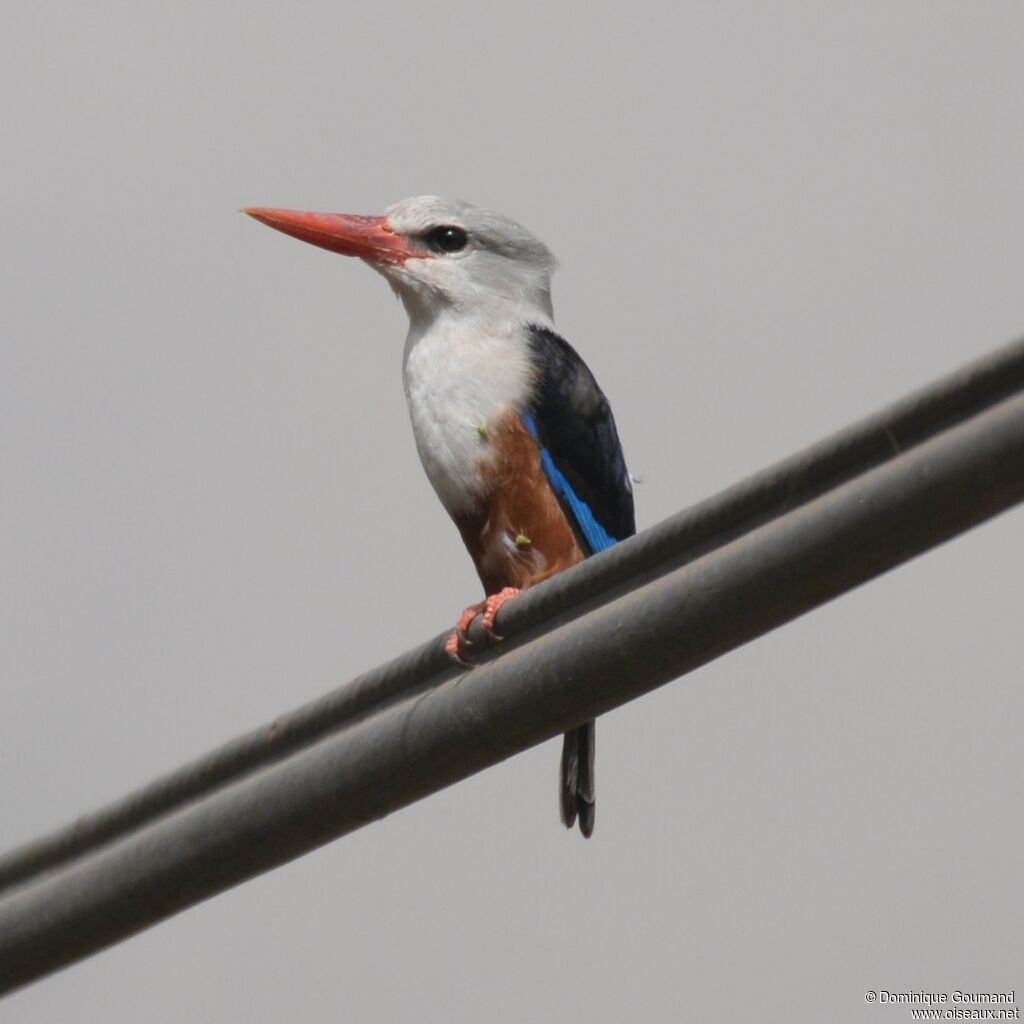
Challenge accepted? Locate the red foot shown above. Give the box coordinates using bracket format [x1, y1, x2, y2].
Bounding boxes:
[443, 587, 522, 666]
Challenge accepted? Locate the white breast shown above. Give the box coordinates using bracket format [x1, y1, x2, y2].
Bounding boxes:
[402, 316, 535, 515]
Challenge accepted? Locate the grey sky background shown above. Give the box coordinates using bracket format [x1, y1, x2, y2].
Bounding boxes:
[2, 2, 1022, 1021]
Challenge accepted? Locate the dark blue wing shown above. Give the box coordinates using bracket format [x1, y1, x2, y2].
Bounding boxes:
[522, 325, 635, 555]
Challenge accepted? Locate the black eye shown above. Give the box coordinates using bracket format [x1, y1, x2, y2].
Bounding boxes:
[425, 225, 468, 254]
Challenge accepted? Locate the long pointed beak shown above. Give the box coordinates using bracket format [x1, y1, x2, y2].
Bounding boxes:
[242, 208, 421, 265]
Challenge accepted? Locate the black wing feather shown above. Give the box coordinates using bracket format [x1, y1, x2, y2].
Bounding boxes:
[525, 325, 635, 552]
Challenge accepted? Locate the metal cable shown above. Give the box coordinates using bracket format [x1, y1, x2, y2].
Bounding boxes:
[1, 337, 1021, 899]
[0, 341, 1022, 994]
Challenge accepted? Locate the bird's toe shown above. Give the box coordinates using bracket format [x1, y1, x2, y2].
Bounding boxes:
[481, 587, 521, 641]
[445, 600, 487, 666]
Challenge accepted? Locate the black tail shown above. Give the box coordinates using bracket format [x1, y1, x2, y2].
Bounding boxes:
[559, 720, 596, 838]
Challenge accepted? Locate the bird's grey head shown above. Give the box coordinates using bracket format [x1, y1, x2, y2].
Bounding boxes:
[244, 196, 557, 329]
[381, 196, 556, 323]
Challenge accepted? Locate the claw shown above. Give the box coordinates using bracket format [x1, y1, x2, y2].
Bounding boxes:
[443, 588, 522, 664]
[444, 629, 473, 667]
[445, 600, 487, 666]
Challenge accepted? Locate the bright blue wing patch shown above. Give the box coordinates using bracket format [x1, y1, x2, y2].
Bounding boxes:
[522, 413, 619, 554]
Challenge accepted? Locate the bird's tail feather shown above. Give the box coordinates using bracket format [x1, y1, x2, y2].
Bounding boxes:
[560, 721, 595, 838]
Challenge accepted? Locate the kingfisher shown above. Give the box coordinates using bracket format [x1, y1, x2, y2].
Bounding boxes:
[244, 197, 635, 837]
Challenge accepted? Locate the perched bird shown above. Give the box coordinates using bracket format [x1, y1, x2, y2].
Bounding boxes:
[244, 197, 635, 837]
